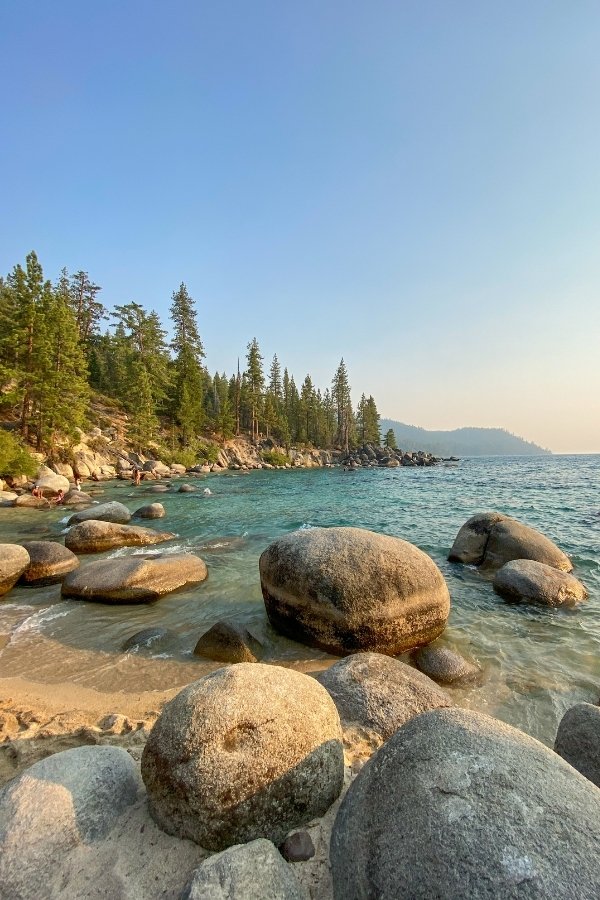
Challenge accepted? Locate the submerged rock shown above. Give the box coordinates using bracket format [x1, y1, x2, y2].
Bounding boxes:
[0, 544, 30, 595]
[493, 559, 587, 607]
[20, 540, 79, 585]
[412, 642, 481, 685]
[449, 511, 572, 571]
[62, 553, 207, 603]
[65, 520, 175, 553]
[122, 626, 172, 652]
[555, 703, 600, 788]
[331, 708, 600, 900]
[181, 838, 307, 900]
[68, 500, 132, 525]
[132, 502, 165, 519]
[141, 663, 344, 851]
[194, 621, 263, 663]
[259, 527, 450, 655]
[317, 652, 451, 741]
[0, 745, 140, 900]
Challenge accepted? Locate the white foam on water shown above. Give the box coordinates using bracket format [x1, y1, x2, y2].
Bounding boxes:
[299, 523, 314, 530]
[11, 604, 72, 639]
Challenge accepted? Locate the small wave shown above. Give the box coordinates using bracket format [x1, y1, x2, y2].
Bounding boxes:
[299, 523, 314, 530]
[11, 604, 72, 638]
[107, 542, 186, 558]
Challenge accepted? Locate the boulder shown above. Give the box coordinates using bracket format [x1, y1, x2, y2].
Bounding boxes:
[194, 621, 263, 663]
[330, 708, 600, 900]
[20, 541, 79, 585]
[181, 838, 307, 900]
[259, 527, 450, 655]
[0, 490, 18, 506]
[65, 520, 175, 553]
[122, 626, 173, 652]
[141, 663, 344, 851]
[412, 642, 481, 685]
[34, 465, 70, 497]
[493, 559, 587, 607]
[68, 500, 132, 525]
[0, 745, 140, 900]
[171, 463, 187, 475]
[554, 703, 600, 788]
[13, 493, 49, 508]
[143, 460, 171, 477]
[279, 831, 316, 863]
[317, 653, 451, 741]
[64, 489, 93, 504]
[51, 461, 74, 479]
[0, 544, 30, 595]
[449, 511, 572, 571]
[179, 483, 196, 492]
[132, 502, 166, 519]
[62, 553, 207, 603]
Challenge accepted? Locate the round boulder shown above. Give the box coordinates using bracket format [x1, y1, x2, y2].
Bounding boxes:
[34, 465, 70, 497]
[0, 544, 30, 596]
[412, 642, 481, 685]
[20, 541, 79, 585]
[316, 652, 451, 741]
[194, 621, 263, 663]
[62, 553, 207, 603]
[122, 626, 173, 652]
[259, 527, 450, 655]
[132, 502, 165, 519]
[141, 663, 344, 851]
[449, 511, 572, 571]
[68, 500, 132, 525]
[65, 520, 175, 553]
[554, 703, 600, 789]
[493, 559, 587, 607]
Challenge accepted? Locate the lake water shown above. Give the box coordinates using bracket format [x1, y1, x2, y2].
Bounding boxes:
[0, 455, 598, 746]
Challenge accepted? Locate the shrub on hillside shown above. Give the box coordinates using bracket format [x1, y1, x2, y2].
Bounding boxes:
[262, 449, 289, 467]
[0, 430, 38, 477]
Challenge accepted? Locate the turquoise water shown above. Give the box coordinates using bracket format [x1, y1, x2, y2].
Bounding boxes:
[0, 455, 598, 745]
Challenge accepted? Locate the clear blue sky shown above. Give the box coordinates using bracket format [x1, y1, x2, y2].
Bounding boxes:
[1, 1, 599, 452]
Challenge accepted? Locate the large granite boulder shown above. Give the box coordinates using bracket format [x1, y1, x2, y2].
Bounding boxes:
[449, 512, 572, 571]
[259, 527, 450, 655]
[554, 703, 600, 789]
[181, 838, 307, 900]
[0, 544, 30, 595]
[64, 489, 93, 505]
[317, 652, 451, 741]
[132, 502, 165, 519]
[331, 708, 600, 899]
[493, 559, 587, 607]
[144, 459, 171, 477]
[0, 745, 140, 900]
[68, 500, 132, 525]
[62, 553, 207, 603]
[65, 520, 175, 553]
[13, 493, 49, 508]
[34, 465, 70, 497]
[194, 621, 263, 663]
[412, 642, 481, 685]
[141, 663, 344, 851]
[0, 490, 18, 507]
[20, 541, 79, 585]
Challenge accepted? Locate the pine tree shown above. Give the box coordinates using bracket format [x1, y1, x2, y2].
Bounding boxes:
[245, 338, 264, 441]
[384, 428, 398, 450]
[332, 359, 353, 452]
[268, 354, 283, 405]
[363, 395, 381, 445]
[169, 283, 205, 444]
[67, 270, 105, 344]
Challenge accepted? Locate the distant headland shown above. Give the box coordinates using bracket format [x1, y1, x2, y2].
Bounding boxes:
[380, 419, 551, 457]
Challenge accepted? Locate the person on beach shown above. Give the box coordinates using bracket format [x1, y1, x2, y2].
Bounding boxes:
[133, 466, 141, 486]
[53, 489, 65, 505]
[74, 476, 82, 491]
[31, 485, 43, 498]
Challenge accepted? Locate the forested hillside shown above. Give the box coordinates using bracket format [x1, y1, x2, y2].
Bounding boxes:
[380, 419, 551, 456]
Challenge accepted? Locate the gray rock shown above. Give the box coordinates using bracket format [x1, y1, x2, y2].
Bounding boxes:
[449, 511, 572, 571]
[0, 490, 18, 506]
[179, 484, 196, 493]
[181, 838, 307, 899]
[279, 831, 315, 863]
[65, 520, 175, 553]
[13, 493, 49, 508]
[194, 621, 263, 663]
[317, 652, 451, 741]
[68, 500, 132, 525]
[20, 540, 79, 585]
[331, 707, 600, 900]
[64, 489, 93, 504]
[34, 465, 70, 497]
[260, 527, 450, 656]
[62, 553, 207, 603]
[122, 626, 172, 652]
[143, 460, 171, 476]
[493, 559, 587, 607]
[0, 745, 141, 900]
[554, 703, 600, 788]
[142, 663, 344, 851]
[0, 544, 30, 596]
[132, 502, 165, 519]
[412, 642, 481, 685]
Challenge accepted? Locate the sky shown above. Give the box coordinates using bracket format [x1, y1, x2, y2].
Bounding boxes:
[1, 1, 599, 453]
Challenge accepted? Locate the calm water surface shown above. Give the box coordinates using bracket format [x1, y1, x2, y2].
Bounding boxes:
[0, 455, 598, 745]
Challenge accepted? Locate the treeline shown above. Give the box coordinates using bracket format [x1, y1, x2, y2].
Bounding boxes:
[0, 252, 382, 454]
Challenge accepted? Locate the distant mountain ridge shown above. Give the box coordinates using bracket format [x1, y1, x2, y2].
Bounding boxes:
[380, 419, 551, 457]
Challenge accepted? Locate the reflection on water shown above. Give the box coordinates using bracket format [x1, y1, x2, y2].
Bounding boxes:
[0, 455, 598, 745]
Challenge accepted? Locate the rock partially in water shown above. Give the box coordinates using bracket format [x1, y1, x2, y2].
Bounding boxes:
[68, 500, 132, 525]
[20, 540, 79, 585]
[331, 708, 600, 900]
[449, 511, 572, 571]
[13, 493, 49, 508]
[122, 626, 173, 652]
[0, 544, 30, 596]
[555, 703, 600, 789]
[34, 465, 70, 497]
[141, 663, 344, 851]
[0, 490, 18, 507]
[194, 621, 263, 663]
[493, 559, 587, 607]
[178, 483, 196, 493]
[62, 553, 207, 603]
[0, 745, 141, 900]
[132, 502, 165, 519]
[412, 642, 481, 685]
[65, 520, 175, 553]
[317, 652, 451, 741]
[64, 489, 93, 505]
[259, 527, 450, 656]
[181, 838, 307, 900]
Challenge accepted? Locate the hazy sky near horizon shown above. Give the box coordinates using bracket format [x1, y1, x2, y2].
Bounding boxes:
[1, 2, 599, 453]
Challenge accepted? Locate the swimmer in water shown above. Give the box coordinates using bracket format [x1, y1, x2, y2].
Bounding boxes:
[203, 487, 212, 495]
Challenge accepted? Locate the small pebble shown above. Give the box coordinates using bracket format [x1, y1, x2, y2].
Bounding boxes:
[279, 830, 315, 862]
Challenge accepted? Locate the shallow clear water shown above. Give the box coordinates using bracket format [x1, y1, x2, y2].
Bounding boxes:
[0, 455, 598, 745]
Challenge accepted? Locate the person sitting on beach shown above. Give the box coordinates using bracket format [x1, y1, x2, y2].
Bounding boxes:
[31, 486, 43, 499]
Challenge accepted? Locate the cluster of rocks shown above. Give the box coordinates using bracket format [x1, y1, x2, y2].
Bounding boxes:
[341, 443, 440, 468]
